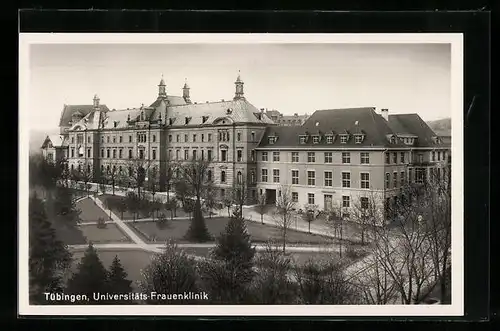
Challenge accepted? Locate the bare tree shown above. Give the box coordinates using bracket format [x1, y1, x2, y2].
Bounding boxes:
[350, 193, 381, 245]
[222, 195, 233, 218]
[73, 161, 94, 197]
[103, 162, 121, 196]
[163, 158, 179, 202]
[128, 158, 151, 199]
[231, 179, 248, 219]
[273, 185, 298, 253]
[325, 203, 346, 259]
[256, 191, 267, 225]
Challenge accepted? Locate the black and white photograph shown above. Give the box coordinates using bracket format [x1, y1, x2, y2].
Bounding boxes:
[19, 33, 463, 316]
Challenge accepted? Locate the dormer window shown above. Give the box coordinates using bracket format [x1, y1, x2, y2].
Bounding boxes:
[226, 108, 233, 114]
[185, 117, 191, 125]
[299, 135, 307, 144]
[354, 135, 364, 144]
[169, 118, 174, 126]
[113, 121, 118, 128]
[390, 136, 396, 144]
[312, 136, 320, 144]
[202, 116, 209, 123]
[268, 136, 277, 144]
[340, 135, 349, 144]
[325, 135, 334, 144]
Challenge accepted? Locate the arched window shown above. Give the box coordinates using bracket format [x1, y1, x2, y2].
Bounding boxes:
[221, 171, 226, 183]
[207, 170, 212, 181]
[237, 171, 242, 184]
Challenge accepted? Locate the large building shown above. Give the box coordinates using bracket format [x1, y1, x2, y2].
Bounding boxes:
[41, 74, 450, 213]
[265, 109, 310, 126]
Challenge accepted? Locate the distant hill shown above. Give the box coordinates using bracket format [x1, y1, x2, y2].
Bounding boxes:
[29, 129, 59, 155]
[427, 118, 451, 136]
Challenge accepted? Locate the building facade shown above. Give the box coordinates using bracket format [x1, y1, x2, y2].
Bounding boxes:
[265, 110, 310, 126]
[41, 74, 450, 214]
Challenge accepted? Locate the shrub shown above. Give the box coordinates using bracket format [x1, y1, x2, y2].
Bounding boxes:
[96, 217, 107, 229]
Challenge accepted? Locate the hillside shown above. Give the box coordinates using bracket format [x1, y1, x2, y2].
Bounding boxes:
[426, 118, 451, 136]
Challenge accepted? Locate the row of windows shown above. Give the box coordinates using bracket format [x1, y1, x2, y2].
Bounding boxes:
[295, 134, 364, 145]
[261, 151, 370, 164]
[167, 132, 257, 143]
[96, 148, 155, 160]
[167, 149, 251, 163]
[261, 169, 369, 189]
[71, 134, 159, 144]
[431, 151, 446, 162]
[289, 192, 368, 211]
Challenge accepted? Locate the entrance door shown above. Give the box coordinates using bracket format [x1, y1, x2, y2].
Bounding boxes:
[324, 194, 333, 211]
[265, 189, 277, 204]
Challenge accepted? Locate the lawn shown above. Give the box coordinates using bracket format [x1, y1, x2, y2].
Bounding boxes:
[79, 224, 131, 244]
[76, 198, 111, 222]
[129, 217, 333, 244]
[98, 194, 212, 221]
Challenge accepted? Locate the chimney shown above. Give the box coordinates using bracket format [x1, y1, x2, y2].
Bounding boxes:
[381, 108, 389, 121]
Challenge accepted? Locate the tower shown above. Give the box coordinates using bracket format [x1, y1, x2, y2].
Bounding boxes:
[233, 70, 245, 100]
[183, 78, 191, 104]
[158, 75, 167, 98]
[93, 94, 100, 109]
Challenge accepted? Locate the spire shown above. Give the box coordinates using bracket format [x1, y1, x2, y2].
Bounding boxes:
[158, 74, 167, 98]
[93, 94, 100, 109]
[182, 78, 191, 104]
[234, 70, 245, 100]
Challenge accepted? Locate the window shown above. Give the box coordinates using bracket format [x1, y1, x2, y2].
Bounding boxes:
[307, 152, 315, 163]
[342, 152, 350, 164]
[385, 173, 390, 189]
[119, 136, 122, 143]
[261, 169, 268, 182]
[326, 135, 333, 144]
[360, 173, 370, 189]
[128, 149, 132, 159]
[237, 132, 241, 141]
[307, 171, 316, 186]
[299, 136, 307, 144]
[251, 132, 255, 141]
[129, 135, 132, 143]
[193, 134, 197, 142]
[400, 152, 405, 163]
[192, 150, 197, 160]
[71, 148, 74, 157]
[361, 197, 369, 210]
[201, 150, 205, 160]
[312, 136, 320, 144]
[418, 153, 424, 163]
[273, 169, 280, 183]
[385, 152, 390, 164]
[342, 172, 351, 188]
[77, 134, 84, 144]
[87, 149, 91, 158]
[355, 135, 363, 144]
[324, 171, 333, 186]
[200, 134, 204, 142]
[342, 196, 350, 208]
[401, 171, 405, 186]
[261, 152, 268, 161]
[415, 168, 426, 184]
[112, 149, 116, 158]
[340, 135, 348, 143]
[152, 149, 157, 160]
[208, 133, 212, 142]
[100, 149, 104, 158]
[273, 152, 280, 162]
[291, 170, 299, 184]
[152, 135, 156, 143]
[176, 150, 180, 160]
[237, 150, 243, 162]
[184, 134, 188, 142]
[106, 149, 110, 158]
[184, 150, 189, 160]
[207, 150, 212, 161]
[107, 136, 110, 143]
[437, 151, 441, 161]
[221, 150, 227, 162]
[139, 149, 144, 159]
[221, 171, 226, 183]
[113, 136, 116, 143]
[128, 167, 133, 176]
[176, 135, 180, 142]
[292, 192, 298, 202]
[437, 167, 441, 180]
[87, 136, 91, 143]
[308, 193, 315, 205]
[291, 152, 299, 162]
[207, 170, 212, 181]
[268, 136, 277, 144]
[251, 150, 255, 161]
[360, 152, 369, 164]
[324, 152, 333, 163]
[99, 136, 103, 143]
[250, 170, 255, 184]
[393, 152, 397, 164]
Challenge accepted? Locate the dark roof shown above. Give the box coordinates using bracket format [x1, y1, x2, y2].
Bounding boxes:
[257, 107, 404, 148]
[59, 104, 109, 127]
[149, 95, 187, 108]
[388, 114, 447, 147]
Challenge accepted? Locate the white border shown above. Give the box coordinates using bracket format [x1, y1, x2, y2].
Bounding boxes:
[19, 33, 464, 316]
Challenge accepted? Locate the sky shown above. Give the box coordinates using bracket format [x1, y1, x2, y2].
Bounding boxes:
[27, 43, 451, 132]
